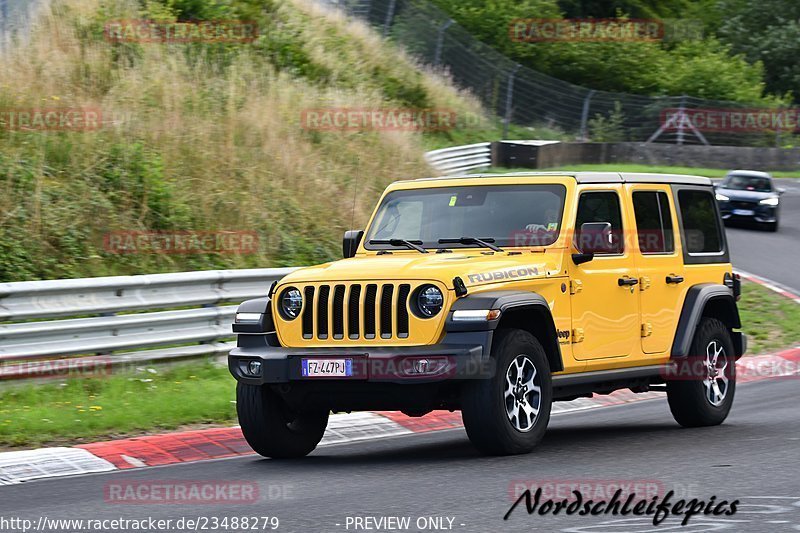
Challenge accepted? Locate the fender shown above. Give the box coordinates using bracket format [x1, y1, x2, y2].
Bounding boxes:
[672, 283, 743, 358]
[446, 290, 563, 372]
[232, 297, 275, 334]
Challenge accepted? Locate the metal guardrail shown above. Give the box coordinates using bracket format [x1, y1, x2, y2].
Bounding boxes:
[0, 268, 296, 380]
[425, 142, 491, 175]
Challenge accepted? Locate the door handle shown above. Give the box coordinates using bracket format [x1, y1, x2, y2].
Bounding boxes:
[618, 276, 639, 287]
[666, 275, 685, 284]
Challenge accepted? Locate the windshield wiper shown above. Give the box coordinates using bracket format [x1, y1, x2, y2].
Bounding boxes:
[438, 237, 503, 252]
[369, 239, 428, 254]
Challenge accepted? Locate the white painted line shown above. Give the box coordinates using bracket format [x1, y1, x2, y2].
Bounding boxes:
[0, 447, 115, 485]
[320, 412, 412, 446]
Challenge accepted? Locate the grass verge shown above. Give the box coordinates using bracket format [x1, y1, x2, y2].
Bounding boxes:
[0, 282, 796, 449]
[0, 362, 236, 450]
[739, 282, 800, 354]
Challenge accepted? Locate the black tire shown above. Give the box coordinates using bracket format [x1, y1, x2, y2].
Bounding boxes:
[461, 329, 552, 455]
[765, 220, 779, 232]
[667, 318, 736, 427]
[237, 383, 328, 458]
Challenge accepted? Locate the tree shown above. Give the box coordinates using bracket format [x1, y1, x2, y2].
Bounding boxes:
[716, 0, 800, 102]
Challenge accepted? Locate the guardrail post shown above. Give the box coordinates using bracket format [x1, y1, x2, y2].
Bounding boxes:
[502, 64, 520, 139]
[433, 19, 453, 66]
[382, 0, 397, 37]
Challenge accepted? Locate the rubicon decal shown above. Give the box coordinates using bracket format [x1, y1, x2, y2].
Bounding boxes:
[467, 267, 539, 284]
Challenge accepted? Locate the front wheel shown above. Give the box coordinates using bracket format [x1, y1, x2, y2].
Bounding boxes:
[237, 383, 328, 458]
[667, 318, 736, 427]
[461, 329, 553, 455]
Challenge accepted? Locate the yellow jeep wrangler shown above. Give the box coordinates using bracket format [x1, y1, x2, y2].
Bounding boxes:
[230, 172, 746, 457]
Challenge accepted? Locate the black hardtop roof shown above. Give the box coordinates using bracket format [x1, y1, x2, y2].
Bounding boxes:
[415, 171, 712, 186]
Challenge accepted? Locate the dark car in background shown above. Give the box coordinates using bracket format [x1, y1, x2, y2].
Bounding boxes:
[715, 170, 784, 231]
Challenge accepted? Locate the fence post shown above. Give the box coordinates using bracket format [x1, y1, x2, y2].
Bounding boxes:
[383, 0, 397, 38]
[0, 0, 7, 53]
[433, 18, 453, 66]
[502, 64, 520, 139]
[676, 94, 686, 145]
[579, 90, 596, 141]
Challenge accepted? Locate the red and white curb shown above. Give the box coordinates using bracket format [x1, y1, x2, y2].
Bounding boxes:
[1, 274, 797, 486]
[1, 348, 797, 486]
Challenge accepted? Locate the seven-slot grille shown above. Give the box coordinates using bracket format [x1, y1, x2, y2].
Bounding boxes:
[301, 283, 411, 340]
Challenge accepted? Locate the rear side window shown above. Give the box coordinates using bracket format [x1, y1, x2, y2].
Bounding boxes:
[632, 191, 674, 254]
[677, 190, 723, 254]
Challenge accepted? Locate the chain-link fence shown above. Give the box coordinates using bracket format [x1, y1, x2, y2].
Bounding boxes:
[320, 0, 792, 147]
[0, 0, 46, 53]
[2, 0, 791, 146]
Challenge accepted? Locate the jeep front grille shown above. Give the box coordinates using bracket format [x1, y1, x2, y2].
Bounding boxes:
[301, 283, 411, 341]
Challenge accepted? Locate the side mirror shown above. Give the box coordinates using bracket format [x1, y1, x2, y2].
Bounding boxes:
[343, 230, 364, 259]
[777, 187, 786, 195]
[575, 222, 615, 256]
[572, 252, 594, 265]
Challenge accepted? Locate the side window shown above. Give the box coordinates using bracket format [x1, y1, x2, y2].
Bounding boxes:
[575, 191, 624, 254]
[677, 190, 723, 254]
[632, 191, 675, 254]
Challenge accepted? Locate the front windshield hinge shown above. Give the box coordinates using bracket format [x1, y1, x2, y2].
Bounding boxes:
[453, 277, 468, 297]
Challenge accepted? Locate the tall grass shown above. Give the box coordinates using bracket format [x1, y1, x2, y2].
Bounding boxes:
[0, 0, 490, 281]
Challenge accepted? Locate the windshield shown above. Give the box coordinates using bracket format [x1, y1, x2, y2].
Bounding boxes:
[364, 184, 567, 250]
[723, 175, 773, 192]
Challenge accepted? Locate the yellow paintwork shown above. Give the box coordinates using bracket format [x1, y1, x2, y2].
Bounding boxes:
[271, 174, 732, 376]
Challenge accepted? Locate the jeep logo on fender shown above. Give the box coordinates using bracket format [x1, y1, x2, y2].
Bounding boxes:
[467, 267, 539, 284]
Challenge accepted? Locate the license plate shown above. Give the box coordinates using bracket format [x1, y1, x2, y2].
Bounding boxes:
[301, 358, 353, 378]
[733, 209, 754, 216]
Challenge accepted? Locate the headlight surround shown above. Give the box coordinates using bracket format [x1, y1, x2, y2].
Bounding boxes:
[278, 287, 303, 320]
[715, 192, 730, 201]
[414, 285, 444, 318]
[759, 196, 779, 206]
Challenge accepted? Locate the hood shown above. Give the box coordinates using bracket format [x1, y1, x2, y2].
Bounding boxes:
[279, 250, 565, 289]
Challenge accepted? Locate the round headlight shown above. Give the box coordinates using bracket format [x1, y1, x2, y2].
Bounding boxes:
[279, 287, 303, 320]
[416, 285, 444, 318]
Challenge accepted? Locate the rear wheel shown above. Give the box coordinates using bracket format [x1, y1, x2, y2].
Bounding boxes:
[667, 318, 736, 427]
[461, 329, 552, 455]
[237, 383, 328, 458]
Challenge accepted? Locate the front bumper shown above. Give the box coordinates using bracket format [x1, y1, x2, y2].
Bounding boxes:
[229, 332, 493, 385]
[719, 202, 778, 223]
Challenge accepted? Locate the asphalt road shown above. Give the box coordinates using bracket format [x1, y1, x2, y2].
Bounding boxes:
[724, 178, 800, 292]
[3, 378, 798, 532]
